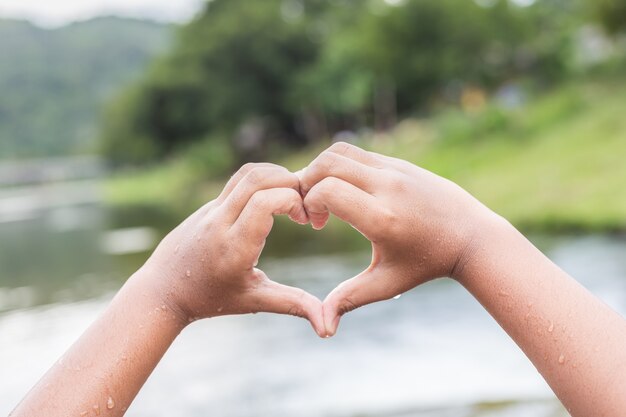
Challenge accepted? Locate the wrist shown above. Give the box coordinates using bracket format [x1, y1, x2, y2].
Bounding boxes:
[450, 208, 514, 284]
[129, 265, 192, 329]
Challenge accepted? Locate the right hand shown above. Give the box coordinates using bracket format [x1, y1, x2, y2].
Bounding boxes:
[299, 142, 499, 336]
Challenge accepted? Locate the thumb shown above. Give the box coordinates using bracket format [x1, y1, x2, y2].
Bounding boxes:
[323, 265, 396, 337]
[250, 269, 326, 338]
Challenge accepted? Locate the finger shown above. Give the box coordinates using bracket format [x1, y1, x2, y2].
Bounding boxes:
[299, 150, 382, 196]
[217, 162, 284, 202]
[326, 141, 416, 176]
[220, 166, 300, 224]
[303, 177, 384, 239]
[375, 153, 420, 176]
[251, 271, 326, 337]
[231, 188, 308, 251]
[326, 141, 387, 168]
[323, 266, 398, 337]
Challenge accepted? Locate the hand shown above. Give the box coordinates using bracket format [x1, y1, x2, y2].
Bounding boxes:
[299, 142, 497, 335]
[140, 163, 326, 336]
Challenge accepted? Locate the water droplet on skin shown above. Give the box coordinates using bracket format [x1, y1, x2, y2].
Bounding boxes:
[548, 321, 554, 333]
[498, 290, 509, 297]
[107, 397, 115, 410]
[161, 304, 167, 310]
[558, 354, 565, 364]
[93, 404, 100, 416]
[201, 257, 206, 263]
[185, 270, 191, 277]
[393, 294, 402, 300]
[217, 306, 223, 313]
[174, 245, 179, 254]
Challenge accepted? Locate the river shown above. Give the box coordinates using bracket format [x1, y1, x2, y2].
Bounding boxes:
[1, 181, 625, 417]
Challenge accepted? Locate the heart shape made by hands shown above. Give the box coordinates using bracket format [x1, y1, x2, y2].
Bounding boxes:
[244, 141, 472, 338]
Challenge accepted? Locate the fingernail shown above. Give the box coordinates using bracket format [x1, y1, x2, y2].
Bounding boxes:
[309, 215, 327, 230]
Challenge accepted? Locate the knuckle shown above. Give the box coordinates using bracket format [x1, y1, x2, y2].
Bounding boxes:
[238, 162, 258, 175]
[309, 177, 340, 200]
[310, 152, 339, 176]
[322, 152, 341, 171]
[244, 168, 266, 186]
[216, 239, 232, 259]
[319, 176, 342, 191]
[374, 207, 401, 241]
[387, 172, 408, 193]
[248, 192, 269, 211]
[329, 141, 353, 156]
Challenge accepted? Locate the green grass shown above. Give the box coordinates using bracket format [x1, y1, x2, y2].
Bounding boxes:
[104, 77, 626, 235]
[417, 79, 626, 231]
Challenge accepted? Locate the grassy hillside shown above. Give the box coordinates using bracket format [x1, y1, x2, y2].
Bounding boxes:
[394, 79, 626, 231]
[0, 17, 170, 158]
[105, 77, 626, 241]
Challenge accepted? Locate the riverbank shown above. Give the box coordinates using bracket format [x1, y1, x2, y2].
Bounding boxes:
[104, 76, 626, 252]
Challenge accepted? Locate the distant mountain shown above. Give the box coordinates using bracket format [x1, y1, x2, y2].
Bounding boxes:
[0, 16, 171, 158]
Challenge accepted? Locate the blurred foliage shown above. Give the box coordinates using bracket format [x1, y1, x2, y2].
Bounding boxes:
[100, 0, 594, 170]
[0, 17, 170, 158]
[588, 0, 626, 35]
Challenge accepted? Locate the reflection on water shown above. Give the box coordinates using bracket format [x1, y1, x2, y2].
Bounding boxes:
[1, 184, 626, 416]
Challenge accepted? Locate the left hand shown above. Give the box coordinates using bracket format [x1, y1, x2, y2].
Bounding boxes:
[139, 162, 326, 337]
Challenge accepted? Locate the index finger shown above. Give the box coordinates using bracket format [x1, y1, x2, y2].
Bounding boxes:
[217, 162, 283, 202]
[219, 166, 300, 224]
[299, 150, 382, 196]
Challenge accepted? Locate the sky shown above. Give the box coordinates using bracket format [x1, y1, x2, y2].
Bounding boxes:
[0, 0, 538, 27]
[0, 0, 204, 27]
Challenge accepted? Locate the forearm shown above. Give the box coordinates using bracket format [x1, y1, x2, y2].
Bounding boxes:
[457, 215, 626, 416]
[11, 268, 185, 417]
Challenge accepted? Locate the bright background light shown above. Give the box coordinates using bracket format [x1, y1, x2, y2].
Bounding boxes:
[0, 0, 204, 27]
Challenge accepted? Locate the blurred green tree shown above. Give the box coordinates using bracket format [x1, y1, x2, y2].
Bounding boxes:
[100, 0, 578, 169]
[101, 0, 324, 165]
[589, 0, 626, 34]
